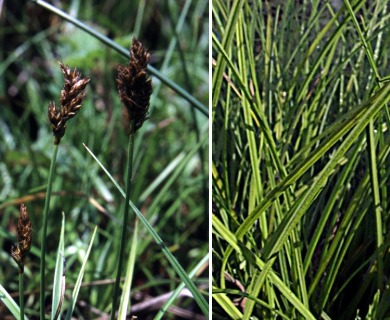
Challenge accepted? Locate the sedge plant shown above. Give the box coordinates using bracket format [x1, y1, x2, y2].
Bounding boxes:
[10, 203, 32, 320]
[1, 0, 208, 318]
[41, 63, 89, 319]
[110, 37, 152, 319]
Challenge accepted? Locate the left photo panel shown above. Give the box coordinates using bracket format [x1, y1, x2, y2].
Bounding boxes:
[0, 1, 209, 319]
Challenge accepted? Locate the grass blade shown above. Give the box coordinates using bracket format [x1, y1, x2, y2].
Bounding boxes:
[212, 288, 243, 320]
[65, 226, 98, 320]
[212, 0, 244, 120]
[51, 212, 65, 320]
[117, 218, 139, 319]
[155, 253, 209, 320]
[0, 284, 29, 320]
[243, 83, 390, 318]
[40, 143, 59, 319]
[83, 143, 209, 316]
[213, 215, 317, 319]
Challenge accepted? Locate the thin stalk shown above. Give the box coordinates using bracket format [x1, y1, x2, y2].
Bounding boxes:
[84, 139, 209, 316]
[40, 143, 59, 320]
[110, 120, 135, 319]
[117, 217, 139, 318]
[19, 273, 24, 320]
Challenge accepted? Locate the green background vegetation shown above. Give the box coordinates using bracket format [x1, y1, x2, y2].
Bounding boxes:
[0, 0, 209, 319]
[212, 0, 390, 319]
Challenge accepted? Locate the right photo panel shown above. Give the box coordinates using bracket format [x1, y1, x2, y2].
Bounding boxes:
[212, 1, 390, 319]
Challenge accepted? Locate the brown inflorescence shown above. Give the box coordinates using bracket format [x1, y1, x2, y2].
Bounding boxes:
[116, 37, 152, 133]
[11, 204, 33, 274]
[48, 62, 90, 144]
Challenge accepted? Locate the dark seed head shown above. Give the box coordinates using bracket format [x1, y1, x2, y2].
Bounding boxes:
[116, 37, 152, 133]
[48, 62, 90, 144]
[11, 204, 32, 274]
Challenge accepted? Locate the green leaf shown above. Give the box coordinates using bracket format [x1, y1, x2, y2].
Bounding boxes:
[51, 213, 65, 320]
[0, 284, 29, 320]
[117, 219, 139, 319]
[212, 288, 243, 320]
[155, 253, 209, 320]
[83, 143, 209, 317]
[65, 226, 98, 320]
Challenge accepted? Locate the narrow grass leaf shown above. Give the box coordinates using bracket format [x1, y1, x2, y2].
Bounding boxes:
[212, 0, 244, 120]
[139, 153, 185, 202]
[51, 212, 65, 320]
[0, 284, 29, 320]
[117, 219, 139, 319]
[212, 288, 243, 320]
[65, 225, 98, 320]
[83, 144, 209, 316]
[212, 214, 241, 253]
[223, 82, 390, 259]
[250, 83, 390, 315]
[344, 0, 380, 79]
[214, 216, 316, 319]
[155, 253, 209, 320]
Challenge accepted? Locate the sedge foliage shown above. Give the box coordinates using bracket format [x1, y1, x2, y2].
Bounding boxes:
[212, 1, 390, 319]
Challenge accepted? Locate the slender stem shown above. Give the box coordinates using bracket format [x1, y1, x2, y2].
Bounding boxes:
[111, 120, 135, 319]
[19, 272, 24, 320]
[40, 143, 59, 320]
[84, 136, 209, 316]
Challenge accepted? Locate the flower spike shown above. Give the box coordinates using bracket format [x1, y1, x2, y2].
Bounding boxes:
[116, 37, 152, 132]
[11, 204, 32, 274]
[48, 62, 90, 144]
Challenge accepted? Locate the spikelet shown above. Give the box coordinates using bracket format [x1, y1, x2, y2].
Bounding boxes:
[11, 204, 33, 274]
[48, 62, 90, 144]
[116, 37, 152, 132]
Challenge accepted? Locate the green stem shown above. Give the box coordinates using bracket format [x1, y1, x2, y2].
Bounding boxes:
[19, 272, 24, 320]
[40, 143, 59, 320]
[110, 120, 135, 319]
[84, 136, 209, 316]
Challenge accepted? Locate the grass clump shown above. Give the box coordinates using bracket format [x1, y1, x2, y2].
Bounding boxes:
[212, 1, 390, 319]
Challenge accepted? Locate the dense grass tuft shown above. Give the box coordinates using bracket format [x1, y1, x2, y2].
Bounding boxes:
[212, 1, 390, 319]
